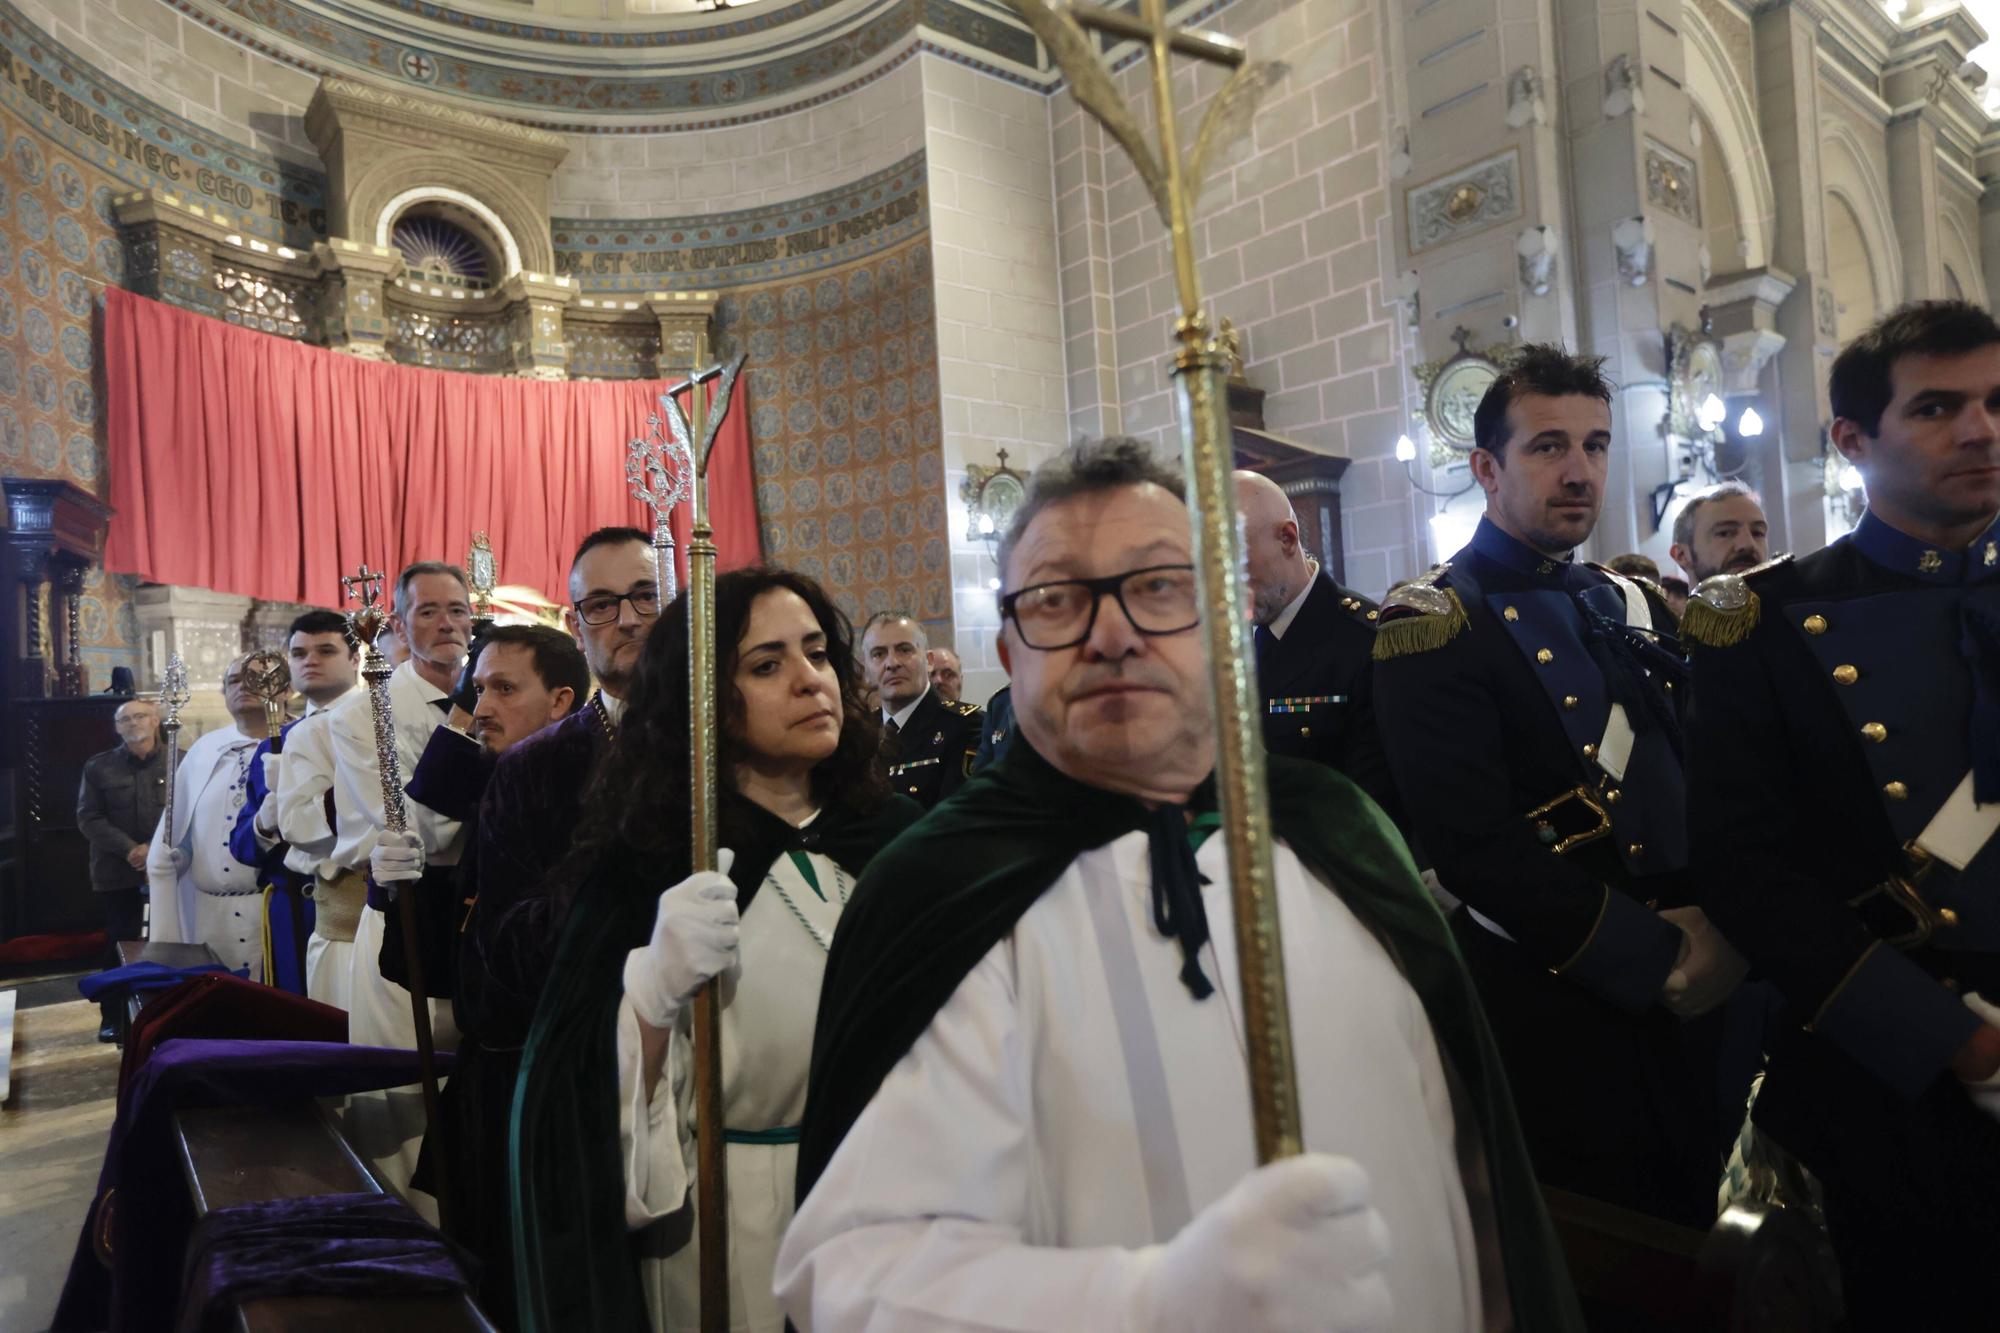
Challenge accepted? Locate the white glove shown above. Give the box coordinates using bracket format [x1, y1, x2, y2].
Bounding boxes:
[1961, 993, 2000, 1123]
[1131, 1154, 1393, 1333]
[1660, 905, 1750, 1019]
[369, 828, 425, 884]
[147, 844, 188, 877]
[624, 849, 739, 1030]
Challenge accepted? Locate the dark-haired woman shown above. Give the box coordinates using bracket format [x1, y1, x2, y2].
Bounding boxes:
[511, 567, 920, 1333]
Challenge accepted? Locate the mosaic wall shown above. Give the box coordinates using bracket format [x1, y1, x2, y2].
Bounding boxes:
[0, 101, 142, 689]
[715, 234, 951, 634]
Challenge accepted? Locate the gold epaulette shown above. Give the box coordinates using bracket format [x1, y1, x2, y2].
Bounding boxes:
[1371, 565, 1468, 660]
[948, 699, 980, 717]
[1680, 554, 1792, 648]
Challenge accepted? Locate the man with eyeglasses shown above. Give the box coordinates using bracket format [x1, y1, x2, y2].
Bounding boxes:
[780, 437, 1580, 1333]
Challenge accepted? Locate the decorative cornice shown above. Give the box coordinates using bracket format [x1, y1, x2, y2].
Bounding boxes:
[305, 77, 570, 163]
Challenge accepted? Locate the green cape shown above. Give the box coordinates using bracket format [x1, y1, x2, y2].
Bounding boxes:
[508, 793, 920, 1333]
[798, 740, 1583, 1331]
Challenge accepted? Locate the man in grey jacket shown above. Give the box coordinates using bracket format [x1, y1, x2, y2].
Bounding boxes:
[76, 698, 173, 1038]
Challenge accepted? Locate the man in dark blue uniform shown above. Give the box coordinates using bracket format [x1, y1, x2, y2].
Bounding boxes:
[1234, 470, 1402, 830]
[863, 611, 983, 806]
[1374, 344, 1746, 1227]
[1685, 300, 2000, 1325]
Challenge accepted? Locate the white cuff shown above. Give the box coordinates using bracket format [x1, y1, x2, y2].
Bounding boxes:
[616, 993, 690, 1228]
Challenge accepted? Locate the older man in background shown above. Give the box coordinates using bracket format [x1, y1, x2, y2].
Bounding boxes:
[77, 698, 171, 1038]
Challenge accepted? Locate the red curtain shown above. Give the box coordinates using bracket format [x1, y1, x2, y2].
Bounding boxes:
[102, 287, 760, 608]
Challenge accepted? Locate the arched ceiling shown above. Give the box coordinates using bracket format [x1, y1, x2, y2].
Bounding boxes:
[163, 0, 1049, 127]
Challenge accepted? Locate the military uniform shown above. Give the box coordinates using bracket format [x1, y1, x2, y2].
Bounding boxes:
[1685, 509, 2000, 1324]
[882, 686, 984, 808]
[1254, 566, 1403, 829]
[1373, 516, 1727, 1226]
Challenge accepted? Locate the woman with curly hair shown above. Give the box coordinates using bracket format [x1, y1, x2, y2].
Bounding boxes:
[510, 566, 921, 1333]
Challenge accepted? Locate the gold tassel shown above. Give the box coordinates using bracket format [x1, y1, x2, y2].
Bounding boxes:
[1679, 590, 1760, 648]
[1371, 589, 1469, 659]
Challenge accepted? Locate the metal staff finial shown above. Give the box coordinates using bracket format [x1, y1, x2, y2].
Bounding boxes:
[1009, 0, 1302, 1164]
[241, 649, 291, 741]
[467, 532, 499, 632]
[627, 398, 697, 604]
[665, 348, 748, 1333]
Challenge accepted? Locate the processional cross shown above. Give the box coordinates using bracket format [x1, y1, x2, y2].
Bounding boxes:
[1012, 0, 1301, 1162]
[628, 350, 747, 1333]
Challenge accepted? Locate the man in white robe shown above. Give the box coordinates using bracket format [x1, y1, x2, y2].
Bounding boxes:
[777, 438, 1579, 1332]
[147, 654, 270, 975]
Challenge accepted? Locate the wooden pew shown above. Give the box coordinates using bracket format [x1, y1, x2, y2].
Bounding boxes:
[113, 939, 222, 1043]
[175, 1101, 494, 1332]
[1545, 1185, 1841, 1331]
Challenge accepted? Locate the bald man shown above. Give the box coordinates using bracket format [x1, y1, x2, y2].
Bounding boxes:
[1235, 470, 1405, 831]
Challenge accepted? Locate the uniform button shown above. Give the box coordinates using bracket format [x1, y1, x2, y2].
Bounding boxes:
[1366, 610, 1378, 621]
[1299, 727, 1312, 738]
[1503, 606, 1519, 622]
[1938, 908, 1961, 928]
[1582, 743, 1598, 760]
[1884, 781, 1908, 801]
[1861, 722, 1888, 742]
[1944, 977, 1963, 992]
[1605, 788, 1623, 804]
[1536, 648, 1554, 665]
[1627, 842, 1645, 858]
[1832, 664, 1859, 685]
[1562, 695, 1579, 710]
[1803, 615, 1828, 635]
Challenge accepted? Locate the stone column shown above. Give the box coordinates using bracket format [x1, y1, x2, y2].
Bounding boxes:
[1554, 0, 1705, 558]
[312, 239, 405, 360]
[646, 292, 720, 376]
[499, 271, 578, 381]
[1753, 0, 1835, 553]
[1886, 111, 1944, 303]
[1982, 183, 2000, 307]
[132, 585, 255, 738]
[1704, 267, 1794, 504]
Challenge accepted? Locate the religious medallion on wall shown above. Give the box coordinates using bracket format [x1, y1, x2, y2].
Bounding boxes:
[961, 449, 1028, 547]
[1667, 316, 1727, 446]
[1413, 327, 1508, 463]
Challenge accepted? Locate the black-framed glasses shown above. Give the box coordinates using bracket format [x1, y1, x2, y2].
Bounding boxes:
[1000, 564, 1200, 650]
[573, 588, 661, 626]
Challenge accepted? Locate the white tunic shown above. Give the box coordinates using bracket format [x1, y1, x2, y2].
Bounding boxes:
[618, 849, 848, 1333]
[268, 707, 351, 1009]
[148, 724, 264, 976]
[775, 831, 1480, 1333]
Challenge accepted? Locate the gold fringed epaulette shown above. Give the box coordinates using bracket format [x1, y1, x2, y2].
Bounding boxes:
[1681, 573, 1759, 647]
[1371, 567, 1468, 660]
[1680, 554, 1792, 649]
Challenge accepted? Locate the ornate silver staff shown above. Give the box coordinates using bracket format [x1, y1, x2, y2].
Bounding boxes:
[343, 563, 453, 1224]
[1011, 0, 1301, 1162]
[659, 351, 746, 1333]
[148, 652, 191, 938]
[628, 403, 696, 604]
[467, 531, 499, 634]
[241, 649, 291, 741]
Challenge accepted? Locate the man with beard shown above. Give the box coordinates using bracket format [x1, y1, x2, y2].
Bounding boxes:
[1372, 345, 1748, 1228]
[1669, 481, 1770, 587]
[1234, 469, 1402, 829]
[231, 610, 360, 994]
[1684, 300, 2000, 1325]
[387, 620, 589, 1322]
[779, 438, 1581, 1332]
[146, 654, 272, 976]
[863, 611, 982, 807]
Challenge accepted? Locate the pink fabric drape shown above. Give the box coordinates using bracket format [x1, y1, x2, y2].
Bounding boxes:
[102, 287, 760, 607]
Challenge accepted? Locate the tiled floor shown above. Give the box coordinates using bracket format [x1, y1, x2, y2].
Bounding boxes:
[0, 994, 120, 1333]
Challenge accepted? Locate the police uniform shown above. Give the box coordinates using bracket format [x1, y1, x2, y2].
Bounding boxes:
[1373, 515, 1727, 1226]
[882, 686, 983, 808]
[1684, 508, 2000, 1324]
[1254, 565, 1403, 828]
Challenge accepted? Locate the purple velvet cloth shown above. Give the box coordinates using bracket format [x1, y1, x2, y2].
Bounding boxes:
[174, 1192, 475, 1333]
[54, 1039, 454, 1333]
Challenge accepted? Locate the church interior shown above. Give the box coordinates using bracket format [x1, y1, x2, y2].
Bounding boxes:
[3, 0, 1999, 1328]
